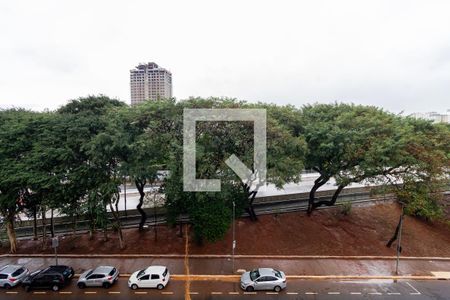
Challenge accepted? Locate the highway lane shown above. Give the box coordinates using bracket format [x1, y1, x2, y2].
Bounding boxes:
[0, 279, 449, 299]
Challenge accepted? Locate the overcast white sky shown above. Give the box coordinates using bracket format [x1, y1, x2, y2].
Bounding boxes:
[0, 0, 449, 113]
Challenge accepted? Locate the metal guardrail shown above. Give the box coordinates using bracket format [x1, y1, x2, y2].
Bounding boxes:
[12, 188, 394, 239]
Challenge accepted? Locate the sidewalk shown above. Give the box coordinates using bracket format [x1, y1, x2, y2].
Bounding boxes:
[1, 255, 449, 279]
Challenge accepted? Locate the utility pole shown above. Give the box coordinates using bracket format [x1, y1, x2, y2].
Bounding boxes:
[395, 203, 404, 275]
[232, 200, 236, 274]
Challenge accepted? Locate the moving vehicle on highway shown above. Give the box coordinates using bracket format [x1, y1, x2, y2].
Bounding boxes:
[22, 265, 74, 292]
[0, 265, 30, 289]
[240, 268, 286, 292]
[128, 266, 170, 290]
[77, 266, 119, 289]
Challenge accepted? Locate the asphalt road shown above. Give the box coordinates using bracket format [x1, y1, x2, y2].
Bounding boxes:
[0, 279, 449, 299]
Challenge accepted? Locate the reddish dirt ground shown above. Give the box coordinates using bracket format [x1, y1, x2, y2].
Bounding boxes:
[2, 202, 450, 256]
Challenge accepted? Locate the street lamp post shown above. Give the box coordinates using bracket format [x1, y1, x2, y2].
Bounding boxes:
[232, 200, 236, 274]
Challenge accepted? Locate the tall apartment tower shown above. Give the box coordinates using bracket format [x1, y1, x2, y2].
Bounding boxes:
[130, 62, 172, 105]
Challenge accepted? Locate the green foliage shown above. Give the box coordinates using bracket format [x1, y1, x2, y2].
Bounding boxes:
[164, 98, 306, 242]
[1, 95, 449, 252]
[340, 201, 352, 216]
[398, 182, 444, 221]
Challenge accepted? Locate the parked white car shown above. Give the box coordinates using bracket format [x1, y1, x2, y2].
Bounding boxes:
[128, 266, 170, 290]
[0, 265, 30, 289]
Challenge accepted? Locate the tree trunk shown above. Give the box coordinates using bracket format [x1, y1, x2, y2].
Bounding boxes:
[243, 184, 258, 221]
[154, 199, 158, 242]
[6, 212, 17, 254]
[109, 198, 125, 250]
[102, 204, 108, 241]
[123, 178, 127, 217]
[41, 207, 47, 250]
[387, 210, 404, 248]
[312, 184, 346, 210]
[33, 207, 38, 241]
[307, 175, 329, 215]
[135, 179, 147, 231]
[72, 213, 77, 237]
[103, 226, 108, 242]
[50, 209, 55, 238]
[178, 221, 183, 237]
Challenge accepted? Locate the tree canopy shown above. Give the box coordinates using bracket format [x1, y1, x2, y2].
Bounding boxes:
[0, 96, 448, 252]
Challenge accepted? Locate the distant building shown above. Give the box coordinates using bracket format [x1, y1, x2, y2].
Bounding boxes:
[130, 62, 172, 105]
[410, 110, 450, 124]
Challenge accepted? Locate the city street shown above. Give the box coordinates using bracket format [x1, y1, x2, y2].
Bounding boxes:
[1, 255, 449, 299]
[0, 278, 449, 299]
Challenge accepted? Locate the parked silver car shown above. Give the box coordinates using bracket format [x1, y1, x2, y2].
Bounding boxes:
[77, 266, 119, 289]
[0, 265, 30, 289]
[240, 268, 286, 292]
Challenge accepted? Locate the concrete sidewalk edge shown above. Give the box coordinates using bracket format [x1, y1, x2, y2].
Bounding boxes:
[67, 274, 449, 281]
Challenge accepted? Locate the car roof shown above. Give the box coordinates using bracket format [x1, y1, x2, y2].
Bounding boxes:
[0, 265, 23, 274]
[258, 268, 278, 276]
[93, 266, 114, 274]
[144, 266, 166, 274]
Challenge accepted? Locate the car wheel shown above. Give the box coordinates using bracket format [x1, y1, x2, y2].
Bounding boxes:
[274, 286, 281, 292]
[77, 282, 86, 289]
[103, 282, 111, 289]
[52, 285, 59, 292]
[246, 286, 254, 292]
[4, 283, 11, 289]
[157, 284, 164, 290]
[131, 284, 138, 290]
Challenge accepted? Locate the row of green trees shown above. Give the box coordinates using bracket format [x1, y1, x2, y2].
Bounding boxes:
[0, 96, 449, 253]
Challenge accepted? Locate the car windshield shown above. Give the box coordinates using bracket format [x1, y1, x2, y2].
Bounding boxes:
[30, 270, 41, 277]
[163, 268, 168, 277]
[274, 270, 282, 278]
[85, 270, 93, 277]
[109, 268, 116, 276]
[137, 270, 145, 277]
[12, 268, 24, 277]
[250, 270, 260, 281]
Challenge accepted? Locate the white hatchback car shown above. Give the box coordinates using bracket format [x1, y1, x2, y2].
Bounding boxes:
[128, 266, 170, 290]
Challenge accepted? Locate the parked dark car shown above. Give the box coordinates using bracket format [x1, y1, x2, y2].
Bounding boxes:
[22, 265, 74, 292]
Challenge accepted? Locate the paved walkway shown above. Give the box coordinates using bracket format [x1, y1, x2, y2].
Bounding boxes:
[1, 255, 449, 278]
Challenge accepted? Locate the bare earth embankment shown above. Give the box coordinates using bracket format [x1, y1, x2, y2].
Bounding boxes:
[2, 202, 450, 256]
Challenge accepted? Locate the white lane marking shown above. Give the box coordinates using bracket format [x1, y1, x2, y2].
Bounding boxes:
[287, 292, 298, 295]
[243, 292, 257, 295]
[388, 292, 401, 295]
[212, 292, 223, 294]
[189, 292, 199, 295]
[108, 291, 121, 294]
[328, 292, 340, 294]
[229, 291, 239, 295]
[6, 291, 18, 294]
[161, 291, 174, 295]
[135, 291, 148, 294]
[351, 292, 362, 295]
[406, 282, 421, 295]
[305, 292, 318, 295]
[369, 292, 382, 295]
[59, 291, 73, 294]
[266, 292, 279, 294]
[84, 291, 97, 294]
[33, 292, 47, 294]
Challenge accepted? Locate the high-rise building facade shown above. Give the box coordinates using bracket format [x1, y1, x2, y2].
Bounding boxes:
[130, 62, 172, 105]
[410, 110, 450, 123]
